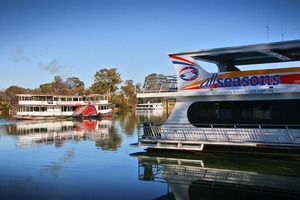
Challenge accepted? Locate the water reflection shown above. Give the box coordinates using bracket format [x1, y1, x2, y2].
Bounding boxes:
[113, 110, 167, 136]
[131, 151, 300, 200]
[135, 110, 165, 123]
[4, 119, 122, 150]
[2, 109, 168, 150]
[39, 147, 75, 177]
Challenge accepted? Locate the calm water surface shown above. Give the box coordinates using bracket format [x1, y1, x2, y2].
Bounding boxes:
[0, 110, 299, 200]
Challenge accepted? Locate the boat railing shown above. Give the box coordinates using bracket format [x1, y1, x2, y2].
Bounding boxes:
[138, 122, 300, 144]
[142, 75, 177, 93]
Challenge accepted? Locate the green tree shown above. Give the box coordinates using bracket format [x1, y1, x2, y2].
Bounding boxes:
[65, 77, 85, 95]
[120, 80, 138, 108]
[135, 82, 142, 93]
[90, 68, 122, 94]
[3, 86, 28, 105]
[39, 76, 71, 95]
[1, 86, 28, 115]
[40, 83, 54, 94]
[113, 93, 130, 111]
[84, 88, 94, 95]
[29, 88, 42, 94]
[52, 76, 71, 95]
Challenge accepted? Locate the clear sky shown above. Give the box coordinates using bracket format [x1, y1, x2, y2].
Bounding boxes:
[1, 0, 300, 90]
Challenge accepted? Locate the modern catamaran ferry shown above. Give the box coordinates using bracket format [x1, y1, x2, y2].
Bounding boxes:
[13, 94, 113, 120]
[134, 39, 300, 152]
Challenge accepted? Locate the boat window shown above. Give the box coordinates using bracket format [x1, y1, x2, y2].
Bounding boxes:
[99, 105, 110, 110]
[61, 106, 75, 112]
[215, 102, 233, 120]
[188, 100, 299, 126]
[39, 96, 46, 101]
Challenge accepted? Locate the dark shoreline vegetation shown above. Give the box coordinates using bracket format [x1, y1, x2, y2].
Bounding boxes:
[0, 68, 166, 116]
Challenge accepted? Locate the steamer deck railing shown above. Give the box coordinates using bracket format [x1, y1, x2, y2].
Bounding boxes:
[137, 122, 300, 151]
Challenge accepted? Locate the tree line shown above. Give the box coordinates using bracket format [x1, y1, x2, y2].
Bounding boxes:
[0, 68, 152, 116]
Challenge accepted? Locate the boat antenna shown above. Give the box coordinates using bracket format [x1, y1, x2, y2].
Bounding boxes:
[266, 20, 269, 41]
[281, 24, 284, 41]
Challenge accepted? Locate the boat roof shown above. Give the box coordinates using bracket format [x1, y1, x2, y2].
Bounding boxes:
[168, 39, 300, 66]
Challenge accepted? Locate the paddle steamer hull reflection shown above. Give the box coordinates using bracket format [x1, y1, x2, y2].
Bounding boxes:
[6, 120, 112, 148]
[132, 152, 300, 200]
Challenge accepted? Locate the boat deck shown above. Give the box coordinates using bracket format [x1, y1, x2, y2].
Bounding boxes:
[135, 122, 300, 151]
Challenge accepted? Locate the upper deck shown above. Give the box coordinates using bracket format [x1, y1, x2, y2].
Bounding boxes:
[16, 94, 110, 106]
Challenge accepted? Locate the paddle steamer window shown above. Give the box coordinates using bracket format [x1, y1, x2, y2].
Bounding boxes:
[99, 105, 110, 110]
[61, 106, 77, 112]
[188, 100, 299, 126]
[39, 96, 46, 101]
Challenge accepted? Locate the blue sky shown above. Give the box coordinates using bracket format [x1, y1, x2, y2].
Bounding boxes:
[1, 0, 300, 90]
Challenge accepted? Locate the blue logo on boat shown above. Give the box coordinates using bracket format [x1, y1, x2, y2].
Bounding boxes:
[179, 67, 199, 81]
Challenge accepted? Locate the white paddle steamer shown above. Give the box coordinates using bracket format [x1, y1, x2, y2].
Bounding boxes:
[13, 94, 112, 120]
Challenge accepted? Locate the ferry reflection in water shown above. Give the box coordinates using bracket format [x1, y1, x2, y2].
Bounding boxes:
[7, 119, 113, 149]
[131, 151, 300, 200]
[135, 109, 164, 123]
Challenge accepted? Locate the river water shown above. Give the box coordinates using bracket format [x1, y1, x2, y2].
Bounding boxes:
[0, 110, 299, 200]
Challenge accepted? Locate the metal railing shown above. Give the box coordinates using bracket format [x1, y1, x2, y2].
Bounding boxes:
[138, 122, 300, 144]
[142, 75, 177, 93]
